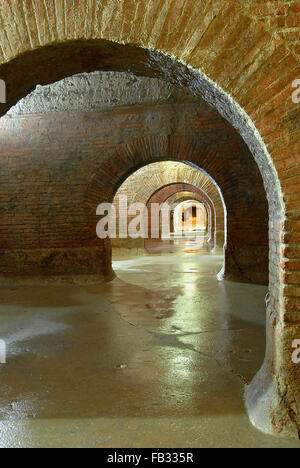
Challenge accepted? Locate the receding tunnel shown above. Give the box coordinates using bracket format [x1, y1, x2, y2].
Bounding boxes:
[0, 70, 271, 447]
[0, 12, 297, 446]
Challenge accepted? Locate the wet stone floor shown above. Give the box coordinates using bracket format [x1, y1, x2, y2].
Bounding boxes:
[0, 240, 300, 448]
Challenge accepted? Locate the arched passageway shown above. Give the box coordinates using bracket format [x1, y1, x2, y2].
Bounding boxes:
[164, 191, 215, 249]
[113, 163, 225, 258]
[103, 152, 266, 286]
[0, 0, 298, 438]
[174, 200, 208, 233]
[145, 181, 224, 253]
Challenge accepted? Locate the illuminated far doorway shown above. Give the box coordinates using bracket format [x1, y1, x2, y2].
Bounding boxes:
[158, 199, 209, 254]
[173, 200, 208, 235]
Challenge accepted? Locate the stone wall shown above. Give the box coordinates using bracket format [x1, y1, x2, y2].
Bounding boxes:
[0, 100, 268, 286]
[0, 0, 299, 435]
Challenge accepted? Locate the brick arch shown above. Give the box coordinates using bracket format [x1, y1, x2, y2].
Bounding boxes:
[87, 135, 267, 285]
[166, 194, 212, 243]
[173, 199, 208, 233]
[84, 127, 283, 434]
[165, 193, 211, 238]
[0, 1, 298, 436]
[145, 182, 223, 251]
[148, 187, 215, 253]
[166, 192, 212, 230]
[166, 192, 210, 206]
[112, 161, 225, 251]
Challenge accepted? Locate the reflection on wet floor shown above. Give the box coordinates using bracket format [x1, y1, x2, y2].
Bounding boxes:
[0, 241, 299, 448]
[145, 233, 210, 254]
